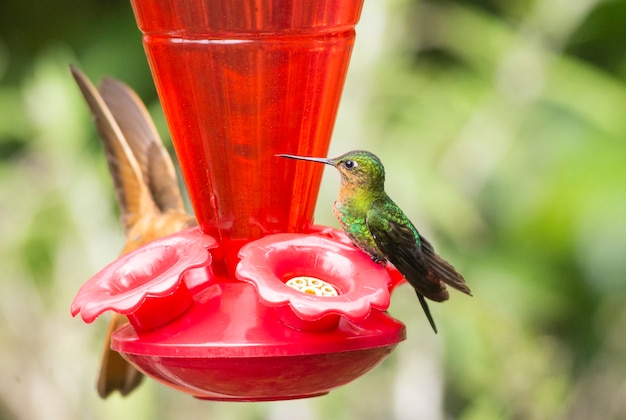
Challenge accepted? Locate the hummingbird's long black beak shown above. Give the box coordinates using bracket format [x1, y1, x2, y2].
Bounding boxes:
[276, 154, 334, 165]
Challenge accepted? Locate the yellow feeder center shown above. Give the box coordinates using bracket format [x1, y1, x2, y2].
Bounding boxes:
[285, 276, 339, 297]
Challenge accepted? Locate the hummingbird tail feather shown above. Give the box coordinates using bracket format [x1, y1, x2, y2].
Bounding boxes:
[97, 314, 144, 398]
[417, 292, 438, 333]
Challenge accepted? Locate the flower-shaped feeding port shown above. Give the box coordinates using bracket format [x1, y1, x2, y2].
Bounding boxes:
[236, 232, 393, 331]
[71, 227, 217, 331]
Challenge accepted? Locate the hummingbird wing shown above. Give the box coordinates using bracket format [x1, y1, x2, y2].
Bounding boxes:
[366, 205, 449, 302]
[98, 77, 186, 213]
[366, 205, 444, 333]
[420, 235, 472, 296]
[70, 65, 158, 234]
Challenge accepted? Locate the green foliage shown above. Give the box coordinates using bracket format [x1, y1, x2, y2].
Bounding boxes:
[366, 1, 626, 418]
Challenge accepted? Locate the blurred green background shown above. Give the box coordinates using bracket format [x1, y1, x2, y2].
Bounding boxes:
[2, 0, 626, 419]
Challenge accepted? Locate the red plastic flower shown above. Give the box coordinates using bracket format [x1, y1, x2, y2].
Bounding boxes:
[235, 229, 393, 328]
[71, 228, 217, 330]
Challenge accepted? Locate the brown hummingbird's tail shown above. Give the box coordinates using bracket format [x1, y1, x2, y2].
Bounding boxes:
[97, 314, 144, 398]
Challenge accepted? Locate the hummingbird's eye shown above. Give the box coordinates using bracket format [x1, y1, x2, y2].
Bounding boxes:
[344, 160, 357, 169]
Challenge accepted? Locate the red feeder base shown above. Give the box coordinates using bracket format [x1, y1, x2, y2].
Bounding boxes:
[112, 281, 405, 401]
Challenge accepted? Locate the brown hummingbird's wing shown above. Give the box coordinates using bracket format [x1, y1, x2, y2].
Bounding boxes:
[70, 65, 158, 233]
[98, 77, 185, 213]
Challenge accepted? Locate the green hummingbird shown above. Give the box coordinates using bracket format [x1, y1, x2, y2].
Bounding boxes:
[277, 150, 471, 332]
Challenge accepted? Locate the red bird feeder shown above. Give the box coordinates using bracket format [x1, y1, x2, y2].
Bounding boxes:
[72, 0, 407, 401]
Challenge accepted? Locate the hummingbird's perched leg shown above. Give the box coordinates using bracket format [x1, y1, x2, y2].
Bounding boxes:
[71, 66, 196, 398]
[371, 255, 387, 266]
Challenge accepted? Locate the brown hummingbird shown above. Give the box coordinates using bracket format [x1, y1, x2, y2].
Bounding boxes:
[71, 65, 196, 397]
[278, 150, 471, 332]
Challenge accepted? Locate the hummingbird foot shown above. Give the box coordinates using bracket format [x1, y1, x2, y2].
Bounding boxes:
[371, 255, 387, 267]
